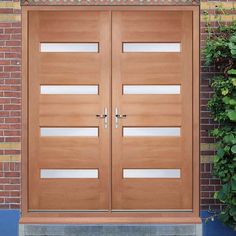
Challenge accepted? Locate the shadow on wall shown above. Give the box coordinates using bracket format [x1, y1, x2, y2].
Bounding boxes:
[201, 211, 236, 236]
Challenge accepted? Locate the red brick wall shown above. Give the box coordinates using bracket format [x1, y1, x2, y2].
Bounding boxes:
[0, 1, 21, 209]
[0, 0, 234, 212]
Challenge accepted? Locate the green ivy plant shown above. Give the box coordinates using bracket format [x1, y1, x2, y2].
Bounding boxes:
[204, 20, 236, 228]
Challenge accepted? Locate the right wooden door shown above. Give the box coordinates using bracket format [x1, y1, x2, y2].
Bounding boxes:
[112, 11, 193, 211]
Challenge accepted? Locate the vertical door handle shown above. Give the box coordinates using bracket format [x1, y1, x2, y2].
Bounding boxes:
[115, 108, 127, 128]
[96, 107, 108, 128]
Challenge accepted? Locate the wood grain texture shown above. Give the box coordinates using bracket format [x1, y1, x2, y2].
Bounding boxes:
[22, 5, 200, 222]
[28, 11, 111, 210]
[112, 10, 194, 210]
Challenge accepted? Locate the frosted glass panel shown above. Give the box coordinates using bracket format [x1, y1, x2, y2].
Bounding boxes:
[40, 169, 98, 179]
[40, 43, 98, 52]
[123, 169, 181, 178]
[40, 128, 98, 137]
[40, 85, 98, 95]
[123, 43, 181, 52]
[123, 128, 180, 137]
[123, 85, 180, 95]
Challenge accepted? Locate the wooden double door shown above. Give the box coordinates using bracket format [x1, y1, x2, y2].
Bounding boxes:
[27, 8, 199, 216]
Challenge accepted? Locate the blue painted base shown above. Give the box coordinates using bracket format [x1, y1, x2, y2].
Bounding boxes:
[0, 210, 235, 236]
[201, 211, 236, 236]
[0, 210, 20, 236]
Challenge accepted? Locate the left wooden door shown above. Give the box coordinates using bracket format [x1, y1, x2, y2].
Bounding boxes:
[28, 11, 111, 211]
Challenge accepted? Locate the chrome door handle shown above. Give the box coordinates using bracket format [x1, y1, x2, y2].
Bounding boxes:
[115, 114, 127, 119]
[115, 108, 126, 128]
[96, 114, 107, 118]
[96, 108, 108, 128]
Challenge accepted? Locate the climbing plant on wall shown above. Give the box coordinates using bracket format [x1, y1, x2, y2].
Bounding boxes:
[204, 10, 236, 228]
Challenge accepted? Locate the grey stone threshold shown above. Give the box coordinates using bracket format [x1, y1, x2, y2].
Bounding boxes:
[19, 224, 202, 236]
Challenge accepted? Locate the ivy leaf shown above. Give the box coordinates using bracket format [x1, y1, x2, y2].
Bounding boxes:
[214, 155, 220, 163]
[223, 134, 234, 144]
[231, 78, 236, 86]
[228, 110, 236, 121]
[231, 145, 236, 154]
[219, 212, 230, 223]
[217, 148, 225, 158]
[232, 138, 236, 144]
[214, 191, 218, 199]
[232, 198, 236, 206]
[229, 36, 236, 58]
[212, 128, 220, 136]
[229, 99, 236, 105]
[229, 206, 236, 218]
[223, 96, 230, 104]
[221, 88, 229, 96]
[231, 175, 236, 192]
[228, 69, 236, 75]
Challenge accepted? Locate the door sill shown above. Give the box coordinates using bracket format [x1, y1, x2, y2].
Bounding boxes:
[20, 216, 202, 224]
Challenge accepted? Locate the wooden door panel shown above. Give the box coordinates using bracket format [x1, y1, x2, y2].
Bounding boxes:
[38, 138, 100, 168]
[121, 11, 182, 42]
[122, 102, 181, 126]
[122, 137, 182, 168]
[38, 11, 101, 42]
[39, 53, 100, 84]
[32, 180, 105, 210]
[116, 180, 191, 210]
[28, 11, 111, 211]
[112, 11, 193, 211]
[121, 54, 181, 84]
[40, 95, 101, 126]
[121, 94, 181, 126]
[26, 8, 198, 216]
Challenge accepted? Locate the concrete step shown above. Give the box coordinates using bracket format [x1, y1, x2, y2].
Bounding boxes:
[19, 224, 202, 236]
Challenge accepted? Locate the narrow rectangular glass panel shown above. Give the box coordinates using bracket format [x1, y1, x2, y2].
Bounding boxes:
[40, 128, 98, 137]
[123, 169, 181, 178]
[40, 169, 98, 179]
[40, 85, 98, 95]
[40, 43, 98, 53]
[123, 43, 181, 53]
[123, 85, 180, 95]
[123, 127, 180, 137]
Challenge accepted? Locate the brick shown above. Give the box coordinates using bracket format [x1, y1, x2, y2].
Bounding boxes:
[4, 104, 21, 110]
[5, 197, 20, 203]
[4, 130, 21, 136]
[0, 34, 10, 40]
[0, 111, 9, 117]
[9, 179, 20, 184]
[4, 66, 20, 72]
[5, 137, 20, 142]
[0, 86, 19, 91]
[6, 41, 21, 47]
[10, 204, 20, 209]
[0, 60, 10, 65]
[10, 111, 21, 116]
[4, 79, 21, 84]
[0, 23, 11, 27]
[3, 91, 21, 97]
[5, 28, 21, 34]
[0, 9, 14, 14]
[10, 191, 20, 197]
[4, 185, 20, 191]
[0, 192, 10, 197]
[0, 72, 10, 78]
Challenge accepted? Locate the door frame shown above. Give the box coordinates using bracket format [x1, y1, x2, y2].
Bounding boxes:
[21, 5, 200, 224]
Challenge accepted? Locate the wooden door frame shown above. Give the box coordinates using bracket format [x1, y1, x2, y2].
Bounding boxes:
[21, 5, 200, 224]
